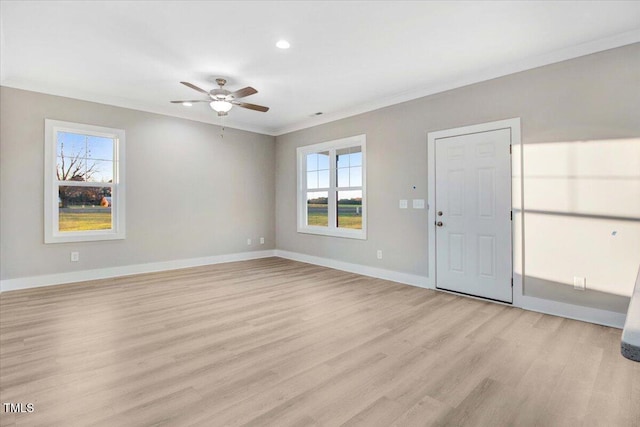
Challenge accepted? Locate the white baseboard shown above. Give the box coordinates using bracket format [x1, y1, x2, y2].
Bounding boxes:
[275, 249, 626, 329]
[518, 294, 626, 329]
[0, 250, 277, 293]
[1, 248, 626, 329]
[274, 249, 432, 289]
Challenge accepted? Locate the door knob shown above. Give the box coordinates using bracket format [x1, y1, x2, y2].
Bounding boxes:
[436, 221, 443, 227]
[437, 211, 443, 216]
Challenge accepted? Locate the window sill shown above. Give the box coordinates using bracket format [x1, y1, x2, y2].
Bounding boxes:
[45, 230, 125, 244]
[297, 226, 366, 240]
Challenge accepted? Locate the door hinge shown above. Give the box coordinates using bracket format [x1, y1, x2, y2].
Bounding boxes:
[509, 144, 512, 154]
[511, 278, 514, 287]
[510, 210, 513, 220]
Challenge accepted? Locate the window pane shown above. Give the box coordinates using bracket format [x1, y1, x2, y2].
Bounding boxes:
[58, 186, 112, 232]
[337, 190, 362, 229]
[57, 131, 85, 158]
[318, 170, 330, 188]
[350, 166, 362, 187]
[307, 191, 328, 227]
[86, 160, 114, 183]
[307, 171, 318, 189]
[318, 151, 330, 170]
[306, 153, 318, 171]
[57, 132, 88, 181]
[336, 148, 350, 168]
[87, 136, 114, 161]
[337, 168, 349, 187]
[350, 149, 362, 166]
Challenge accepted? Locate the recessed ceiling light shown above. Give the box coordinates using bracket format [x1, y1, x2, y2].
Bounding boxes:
[276, 40, 290, 49]
[182, 102, 192, 107]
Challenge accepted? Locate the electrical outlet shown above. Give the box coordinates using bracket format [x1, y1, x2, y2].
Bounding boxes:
[70, 251, 79, 262]
[260, 237, 265, 244]
[399, 199, 408, 209]
[377, 250, 383, 260]
[573, 276, 586, 291]
[247, 238, 252, 246]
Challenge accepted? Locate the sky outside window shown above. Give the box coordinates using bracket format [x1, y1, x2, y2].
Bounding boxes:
[56, 132, 114, 183]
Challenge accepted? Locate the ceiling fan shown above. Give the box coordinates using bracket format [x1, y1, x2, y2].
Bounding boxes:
[171, 78, 269, 116]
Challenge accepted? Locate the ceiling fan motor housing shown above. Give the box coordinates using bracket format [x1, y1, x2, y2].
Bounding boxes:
[210, 88, 231, 100]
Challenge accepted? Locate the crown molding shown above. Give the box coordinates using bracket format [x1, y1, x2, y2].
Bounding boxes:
[0, 80, 279, 136]
[273, 29, 640, 136]
[3, 29, 638, 138]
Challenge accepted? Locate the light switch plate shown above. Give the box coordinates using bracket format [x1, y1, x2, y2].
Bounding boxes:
[399, 199, 408, 209]
[412, 199, 425, 209]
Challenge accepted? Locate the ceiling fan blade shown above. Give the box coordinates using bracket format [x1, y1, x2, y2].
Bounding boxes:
[229, 86, 257, 99]
[233, 101, 269, 112]
[170, 100, 210, 103]
[180, 81, 209, 94]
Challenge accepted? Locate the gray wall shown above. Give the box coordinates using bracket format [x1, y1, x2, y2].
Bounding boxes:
[2, 44, 638, 315]
[275, 43, 640, 313]
[0, 87, 276, 280]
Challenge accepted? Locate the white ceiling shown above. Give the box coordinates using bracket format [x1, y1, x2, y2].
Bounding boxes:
[1, 1, 639, 136]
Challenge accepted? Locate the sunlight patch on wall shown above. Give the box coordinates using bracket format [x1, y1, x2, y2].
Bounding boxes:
[523, 138, 640, 297]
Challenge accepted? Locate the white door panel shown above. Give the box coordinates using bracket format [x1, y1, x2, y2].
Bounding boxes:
[435, 128, 512, 302]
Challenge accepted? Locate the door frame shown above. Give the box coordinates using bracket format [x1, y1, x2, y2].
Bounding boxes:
[427, 118, 523, 305]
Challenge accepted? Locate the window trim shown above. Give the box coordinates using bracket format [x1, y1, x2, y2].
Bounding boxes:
[296, 134, 366, 240]
[44, 119, 126, 243]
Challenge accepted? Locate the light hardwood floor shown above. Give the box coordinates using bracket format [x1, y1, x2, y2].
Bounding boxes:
[1, 257, 638, 426]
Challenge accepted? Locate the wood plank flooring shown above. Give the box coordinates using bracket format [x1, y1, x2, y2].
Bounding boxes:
[1, 257, 638, 426]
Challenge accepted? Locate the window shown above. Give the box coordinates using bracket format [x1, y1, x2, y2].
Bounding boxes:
[297, 134, 366, 239]
[44, 119, 125, 243]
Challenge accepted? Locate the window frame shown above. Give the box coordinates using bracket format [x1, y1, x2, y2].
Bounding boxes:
[44, 119, 126, 243]
[296, 134, 366, 240]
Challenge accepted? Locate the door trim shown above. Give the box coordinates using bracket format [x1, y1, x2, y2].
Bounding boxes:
[427, 118, 523, 304]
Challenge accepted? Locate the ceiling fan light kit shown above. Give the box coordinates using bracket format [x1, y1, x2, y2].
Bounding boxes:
[171, 78, 269, 118]
[210, 100, 233, 113]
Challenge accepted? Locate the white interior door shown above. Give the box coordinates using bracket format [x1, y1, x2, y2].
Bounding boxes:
[435, 128, 512, 302]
